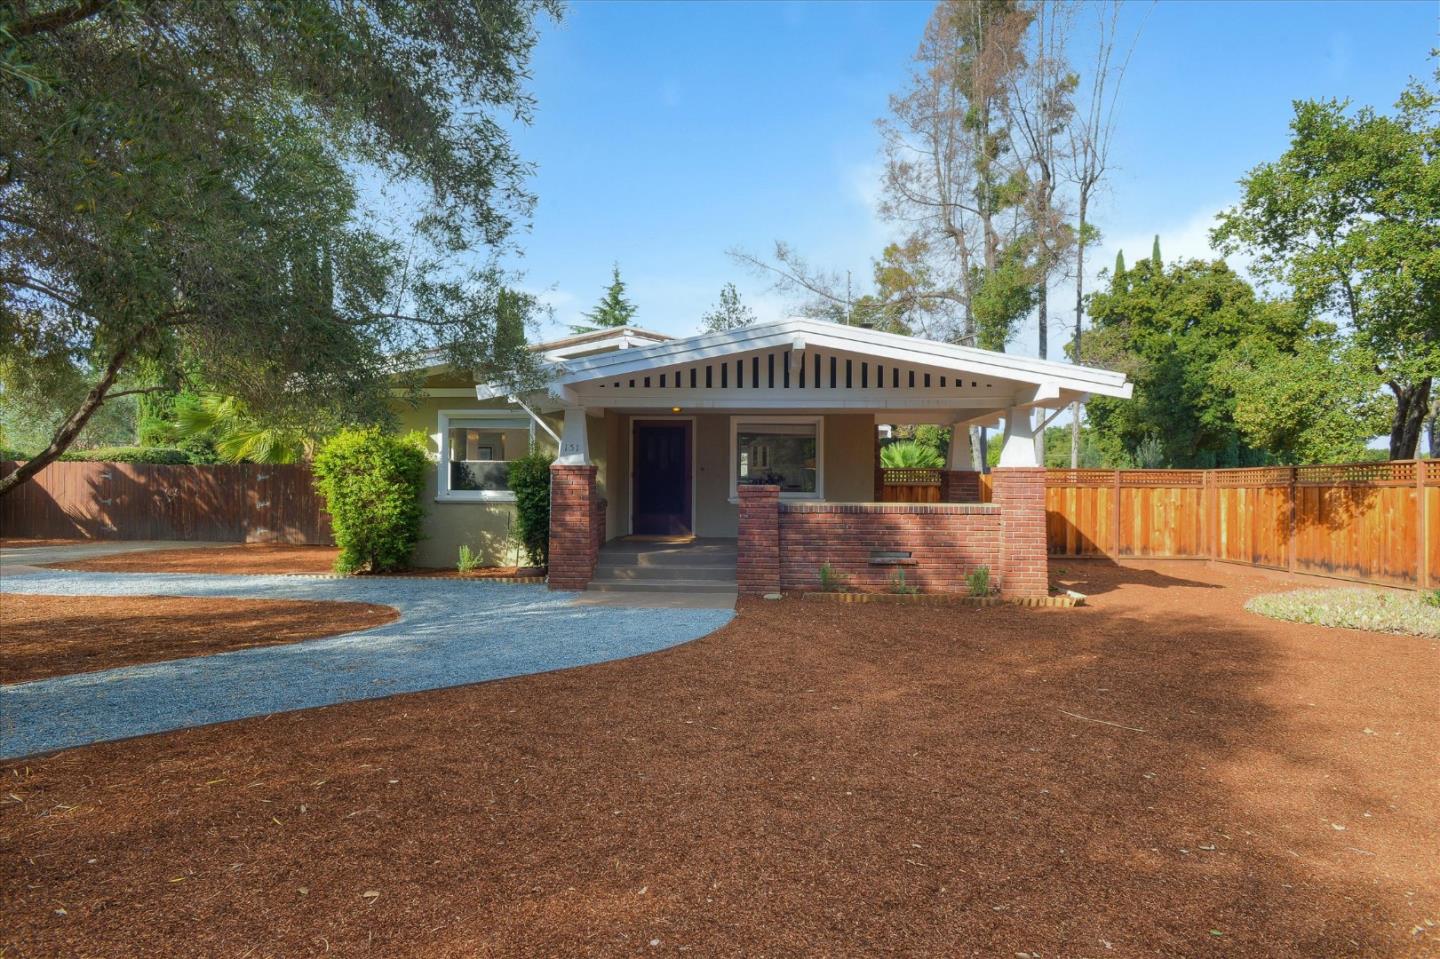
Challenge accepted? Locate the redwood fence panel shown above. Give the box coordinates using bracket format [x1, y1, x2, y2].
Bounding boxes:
[878, 468, 941, 503]
[0, 461, 332, 545]
[1045, 460, 1434, 591]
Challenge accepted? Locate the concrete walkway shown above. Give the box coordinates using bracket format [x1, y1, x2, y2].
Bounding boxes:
[0, 539, 228, 571]
[0, 570, 734, 759]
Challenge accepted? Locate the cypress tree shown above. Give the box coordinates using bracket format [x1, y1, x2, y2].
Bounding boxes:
[1151, 235, 1162, 272]
[1113, 250, 1128, 293]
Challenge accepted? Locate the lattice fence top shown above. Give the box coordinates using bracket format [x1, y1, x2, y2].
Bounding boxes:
[1294, 461, 1416, 486]
[1212, 467, 1294, 488]
[1047, 469, 1205, 488]
[1043, 461, 1428, 489]
[880, 468, 942, 485]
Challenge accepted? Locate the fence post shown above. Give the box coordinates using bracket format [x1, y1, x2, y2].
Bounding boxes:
[1419, 460, 1430, 590]
[1286, 467, 1298, 575]
[1204, 470, 1215, 561]
[1111, 470, 1121, 558]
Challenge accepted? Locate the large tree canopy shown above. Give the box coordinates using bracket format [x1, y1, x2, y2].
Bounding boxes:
[1081, 257, 1314, 468]
[0, 0, 557, 494]
[1212, 68, 1439, 459]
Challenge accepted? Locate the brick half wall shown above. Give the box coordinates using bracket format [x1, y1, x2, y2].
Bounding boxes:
[778, 502, 1002, 594]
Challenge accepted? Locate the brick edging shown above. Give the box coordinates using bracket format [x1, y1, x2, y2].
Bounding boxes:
[800, 591, 1084, 607]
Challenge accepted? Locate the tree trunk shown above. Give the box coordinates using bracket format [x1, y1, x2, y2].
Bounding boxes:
[0, 343, 132, 498]
[1390, 377, 1433, 460]
[1036, 275, 1047, 360]
[1070, 195, 1088, 468]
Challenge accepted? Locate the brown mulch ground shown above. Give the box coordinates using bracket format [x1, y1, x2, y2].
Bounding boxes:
[3, 561, 1437, 957]
[0, 594, 398, 684]
[48, 543, 542, 578]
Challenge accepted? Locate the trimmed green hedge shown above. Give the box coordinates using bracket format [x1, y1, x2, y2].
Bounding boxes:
[312, 428, 427, 575]
[57, 446, 194, 464]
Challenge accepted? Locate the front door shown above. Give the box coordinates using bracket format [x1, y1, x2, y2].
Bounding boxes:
[632, 420, 693, 536]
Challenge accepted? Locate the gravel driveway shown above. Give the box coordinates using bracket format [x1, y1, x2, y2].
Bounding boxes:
[0, 570, 733, 758]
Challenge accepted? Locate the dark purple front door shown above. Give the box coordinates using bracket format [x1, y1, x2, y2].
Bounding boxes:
[632, 420, 692, 535]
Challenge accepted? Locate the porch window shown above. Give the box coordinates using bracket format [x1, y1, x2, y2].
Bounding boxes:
[437, 411, 533, 502]
[731, 417, 822, 499]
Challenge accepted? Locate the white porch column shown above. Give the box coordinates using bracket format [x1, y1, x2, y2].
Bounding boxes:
[947, 422, 974, 471]
[998, 406, 1040, 468]
[556, 406, 591, 465]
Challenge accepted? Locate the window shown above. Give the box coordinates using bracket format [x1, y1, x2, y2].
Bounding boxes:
[437, 411, 533, 501]
[731, 417, 822, 499]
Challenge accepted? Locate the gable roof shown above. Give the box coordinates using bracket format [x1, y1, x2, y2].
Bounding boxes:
[550, 317, 1131, 400]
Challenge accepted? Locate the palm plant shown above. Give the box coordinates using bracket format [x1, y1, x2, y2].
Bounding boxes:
[175, 394, 317, 464]
[880, 440, 944, 469]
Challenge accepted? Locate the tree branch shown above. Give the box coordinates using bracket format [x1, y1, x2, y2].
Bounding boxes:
[7, 0, 117, 38]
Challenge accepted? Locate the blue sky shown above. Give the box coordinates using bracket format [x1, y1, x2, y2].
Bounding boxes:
[498, 0, 1434, 352]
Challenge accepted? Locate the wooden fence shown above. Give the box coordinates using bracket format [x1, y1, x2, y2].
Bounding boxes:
[877, 468, 942, 503]
[1041, 461, 1435, 591]
[0, 461, 332, 545]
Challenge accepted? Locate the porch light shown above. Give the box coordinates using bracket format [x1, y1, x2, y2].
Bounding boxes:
[671, 406, 681, 413]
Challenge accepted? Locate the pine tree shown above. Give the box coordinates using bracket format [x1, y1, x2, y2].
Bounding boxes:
[574, 264, 637, 333]
[700, 283, 757, 333]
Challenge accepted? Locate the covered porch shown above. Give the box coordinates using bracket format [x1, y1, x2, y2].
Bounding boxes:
[509, 319, 1130, 596]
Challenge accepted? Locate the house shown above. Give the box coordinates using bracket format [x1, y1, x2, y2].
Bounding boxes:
[394, 317, 1132, 595]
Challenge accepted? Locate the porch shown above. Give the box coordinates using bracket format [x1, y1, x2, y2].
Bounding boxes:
[521, 318, 1131, 597]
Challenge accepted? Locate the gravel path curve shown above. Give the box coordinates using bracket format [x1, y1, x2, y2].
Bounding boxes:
[0, 570, 733, 758]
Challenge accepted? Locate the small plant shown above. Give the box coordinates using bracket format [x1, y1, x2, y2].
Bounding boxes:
[818, 561, 847, 593]
[457, 544, 482, 573]
[966, 565, 991, 597]
[1424, 589, 1440, 609]
[890, 569, 918, 595]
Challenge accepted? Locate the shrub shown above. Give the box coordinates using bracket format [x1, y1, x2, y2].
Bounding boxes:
[818, 561, 847, 593]
[457, 544, 482, 573]
[57, 446, 193, 465]
[0, 447, 30, 461]
[966, 565, 991, 597]
[1424, 589, 1440, 609]
[880, 440, 944, 469]
[507, 448, 554, 568]
[311, 428, 427, 574]
[1246, 588, 1440, 639]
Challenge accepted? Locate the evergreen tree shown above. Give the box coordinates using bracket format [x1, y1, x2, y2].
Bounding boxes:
[1113, 250, 1127, 294]
[493, 288, 529, 366]
[701, 283, 757, 333]
[1151, 235, 1162, 271]
[574, 265, 637, 333]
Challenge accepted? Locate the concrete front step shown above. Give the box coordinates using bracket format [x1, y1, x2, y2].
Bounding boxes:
[593, 563, 736, 582]
[586, 579, 739, 594]
[588, 537, 737, 594]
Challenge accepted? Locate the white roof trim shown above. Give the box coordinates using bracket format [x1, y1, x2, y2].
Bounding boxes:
[550, 318, 1132, 399]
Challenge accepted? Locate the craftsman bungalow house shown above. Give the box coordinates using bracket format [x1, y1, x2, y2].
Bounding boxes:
[395, 317, 1131, 596]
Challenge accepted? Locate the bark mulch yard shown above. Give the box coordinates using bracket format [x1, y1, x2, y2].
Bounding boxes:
[0, 594, 398, 684]
[48, 543, 542, 578]
[3, 561, 1436, 957]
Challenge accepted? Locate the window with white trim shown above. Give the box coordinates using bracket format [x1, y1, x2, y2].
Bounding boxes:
[731, 417, 822, 499]
[437, 411, 533, 501]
